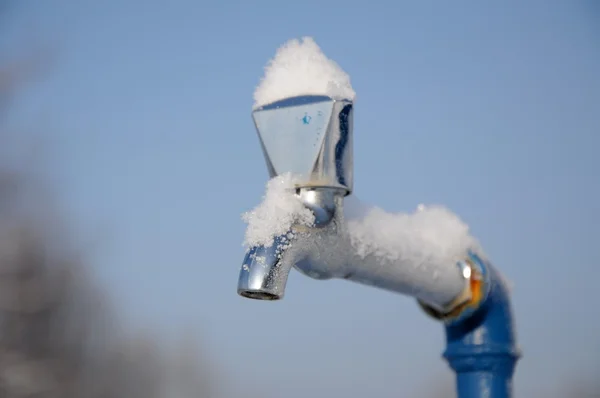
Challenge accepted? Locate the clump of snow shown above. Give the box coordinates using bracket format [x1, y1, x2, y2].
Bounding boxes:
[253, 37, 356, 109]
[242, 173, 315, 248]
[344, 196, 484, 269]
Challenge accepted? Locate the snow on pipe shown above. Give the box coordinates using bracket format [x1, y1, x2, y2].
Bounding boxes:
[238, 37, 520, 398]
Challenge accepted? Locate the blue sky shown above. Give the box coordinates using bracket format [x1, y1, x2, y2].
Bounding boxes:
[3, 1, 599, 397]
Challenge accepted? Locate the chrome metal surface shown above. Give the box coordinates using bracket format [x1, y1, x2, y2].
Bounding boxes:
[237, 234, 292, 300]
[252, 95, 353, 194]
[295, 187, 342, 228]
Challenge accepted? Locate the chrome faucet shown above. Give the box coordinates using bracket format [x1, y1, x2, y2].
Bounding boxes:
[237, 95, 472, 315]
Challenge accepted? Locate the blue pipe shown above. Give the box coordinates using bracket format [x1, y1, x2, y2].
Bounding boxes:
[441, 253, 520, 398]
[419, 252, 520, 397]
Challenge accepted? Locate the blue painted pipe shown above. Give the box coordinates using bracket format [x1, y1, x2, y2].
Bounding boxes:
[443, 253, 521, 398]
[419, 252, 520, 397]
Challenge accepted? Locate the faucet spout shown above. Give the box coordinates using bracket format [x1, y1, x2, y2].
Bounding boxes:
[237, 187, 341, 300]
[238, 234, 298, 300]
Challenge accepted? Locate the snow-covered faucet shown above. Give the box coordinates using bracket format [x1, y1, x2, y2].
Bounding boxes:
[237, 37, 520, 398]
[238, 94, 471, 314]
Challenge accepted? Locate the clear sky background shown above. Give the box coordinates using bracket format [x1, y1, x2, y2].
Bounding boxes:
[3, 1, 599, 397]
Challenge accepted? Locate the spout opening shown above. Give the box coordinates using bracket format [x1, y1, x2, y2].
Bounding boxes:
[238, 290, 282, 301]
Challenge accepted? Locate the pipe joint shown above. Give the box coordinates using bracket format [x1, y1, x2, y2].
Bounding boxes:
[417, 252, 491, 325]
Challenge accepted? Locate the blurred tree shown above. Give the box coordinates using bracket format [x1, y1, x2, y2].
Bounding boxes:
[0, 6, 215, 398]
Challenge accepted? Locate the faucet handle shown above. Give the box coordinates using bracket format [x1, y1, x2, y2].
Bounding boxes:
[252, 95, 354, 195]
